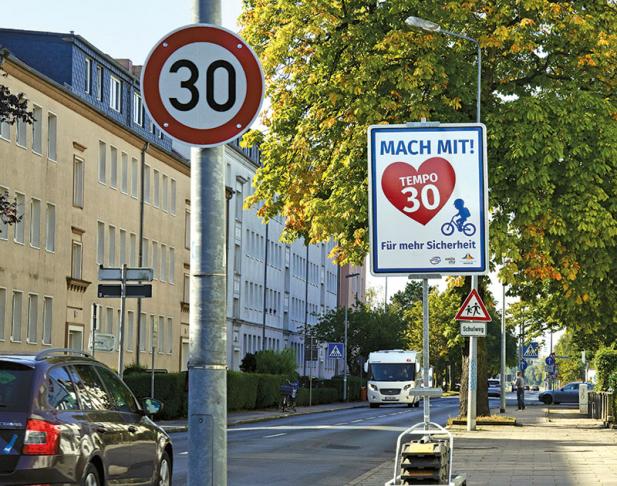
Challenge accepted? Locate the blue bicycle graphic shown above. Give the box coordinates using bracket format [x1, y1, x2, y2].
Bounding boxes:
[441, 216, 476, 236]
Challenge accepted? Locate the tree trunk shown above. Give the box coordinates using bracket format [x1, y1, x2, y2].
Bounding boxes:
[458, 337, 490, 417]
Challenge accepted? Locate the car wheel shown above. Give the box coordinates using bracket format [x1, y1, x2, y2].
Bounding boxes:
[369, 403, 379, 408]
[156, 451, 172, 486]
[542, 396, 553, 405]
[81, 463, 101, 486]
[414, 401, 420, 408]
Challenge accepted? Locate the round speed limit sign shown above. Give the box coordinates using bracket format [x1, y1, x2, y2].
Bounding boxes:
[141, 24, 264, 147]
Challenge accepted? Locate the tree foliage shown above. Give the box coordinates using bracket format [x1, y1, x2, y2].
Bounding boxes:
[554, 331, 585, 384]
[240, 0, 617, 347]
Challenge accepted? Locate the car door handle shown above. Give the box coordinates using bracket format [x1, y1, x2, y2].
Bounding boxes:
[128, 425, 138, 433]
[96, 425, 107, 433]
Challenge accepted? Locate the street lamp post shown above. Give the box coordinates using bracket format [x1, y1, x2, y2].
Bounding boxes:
[344, 272, 360, 401]
[405, 15, 482, 431]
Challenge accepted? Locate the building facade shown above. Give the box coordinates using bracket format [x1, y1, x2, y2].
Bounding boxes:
[0, 28, 345, 377]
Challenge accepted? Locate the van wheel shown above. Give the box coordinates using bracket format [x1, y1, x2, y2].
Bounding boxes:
[413, 401, 420, 408]
[156, 451, 172, 486]
[369, 403, 379, 408]
[82, 463, 101, 486]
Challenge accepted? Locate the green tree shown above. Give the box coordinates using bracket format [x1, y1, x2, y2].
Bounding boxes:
[255, 349, 297, 377]
[554, 331, 585, 384]
[390, 281, 424, 312]
[312, 304, 407, 376]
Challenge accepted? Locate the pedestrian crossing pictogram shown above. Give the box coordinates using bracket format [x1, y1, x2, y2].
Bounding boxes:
[327, 343, 344, 358]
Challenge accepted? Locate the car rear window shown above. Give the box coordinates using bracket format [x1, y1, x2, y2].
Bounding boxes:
[0, 361, 34, 412]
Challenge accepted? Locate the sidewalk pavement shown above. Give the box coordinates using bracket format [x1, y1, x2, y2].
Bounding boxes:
[157, 400, 366, 432]
[347, 405, 617, 485]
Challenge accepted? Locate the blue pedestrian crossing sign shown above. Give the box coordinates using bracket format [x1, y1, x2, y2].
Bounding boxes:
[327, 343, 344, 359]
[523, 342, 539, 359]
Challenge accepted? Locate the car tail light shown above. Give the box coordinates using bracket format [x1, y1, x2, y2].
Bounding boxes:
[22, 419, 60, 455]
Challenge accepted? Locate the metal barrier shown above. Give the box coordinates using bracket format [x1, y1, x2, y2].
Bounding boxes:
[588, 391, 615, 426]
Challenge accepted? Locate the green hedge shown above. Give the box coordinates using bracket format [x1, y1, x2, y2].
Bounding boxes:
[227, 371, 259, 411]
[594, 347, 617, 391]
[296, 387, 338, 406]
[124, 372, 186, 420]
[322, 376, 364, 401]
[256, 374, 287, 408]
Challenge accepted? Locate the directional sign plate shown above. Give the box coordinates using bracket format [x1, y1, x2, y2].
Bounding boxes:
[97, 284, 153, 299]
[98, 267, 154, 281]
[327, 343, 344, 359]
[142, 24, 264, 147]
[523, 342, 539, 359]
[455, 289, 491, 322]
[460, 322, 487, 337]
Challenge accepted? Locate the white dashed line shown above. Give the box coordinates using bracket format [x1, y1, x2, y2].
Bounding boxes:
[264, 433, 287, 438]
[179, 451, 188, 455]
[351, 419, 363, 423]
[335, 422, 348, 426]
[366, 416, 377, 420]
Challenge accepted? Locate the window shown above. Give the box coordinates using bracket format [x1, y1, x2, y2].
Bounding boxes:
[72, 365, 113, 410]
[98, 141, 106, 183]
[183, 273, 190, 302]
[121, 153, 128, 193]
[0, 120, 9, 140]
[170, 179, 176, 215]
[73, 157, 84, 208]
[167, 318, 173, 354]
[169, 248, 175, 284]
[161, 244, 167, 282]
[11, 291, 22, 342]
[29, 198, 41, 248]
[131, 158, 138, 197]
[152, 242, 159, 279]
[133, 92, 143, 126]
[126, 311, 134, 351]
[45, 203, 55, 252]
[142, 238, 149, 267]
[47, 113, 57, 161]
[47, 366, 79, 410]
[119, 229, 126, 265]
[16, 118, 26, 147]
[0, 188, 7, 240]
[139, 313, 146, 351]
[144, 165, 151, 203]
[153, 170, 160, 208]
[158, 316, 165, 353]
[71, 242, 82, 279]
[95, 66, 104, 102]
[32, 106, 42, 154]
[106, 307, 113, 334]
[185, 210, 190, 249]
[85, 58, 92, 93]
[110, 75, 122, 112]
[150, 122, 156, 135]
[235, 180, 243, 221]
[162, 175, 168, 211]
[95, 366, 138, 413]
[129, 233, 136, 266]
[97, 221, 104, 264]
[0, 288, 5, 340]
[108, 226, 116, 266]
[110, 147, 118, 189]
[42, 297, 52, 345]
[27, 294, 38, 343]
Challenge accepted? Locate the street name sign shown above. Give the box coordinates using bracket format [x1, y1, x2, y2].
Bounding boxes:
[98, 267, 154, 281]
[141, 24, 264, 147]
[454, 289, 492, 322]
[97, 284, 153, 299]
[327, 343, 344, 359]
[460, 322, 487, 337]
[90, 333, 116, 353]
[368, 123, 488, 276]
[523, 342, 539, 359]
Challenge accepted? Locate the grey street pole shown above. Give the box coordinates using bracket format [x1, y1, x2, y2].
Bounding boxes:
[261, 223, 269, 350]
[303, 241, 309, 376]
[136, 142, 148, 368]
[117, 263, 127, 379]
[500, 283, 506, 413]
[188, 2, 227, 485]
[422, 278, 430, 429]
[344, 272, 360, 402]
[91, 303, 97, 359]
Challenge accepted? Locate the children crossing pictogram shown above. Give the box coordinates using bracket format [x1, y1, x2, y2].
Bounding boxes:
[454, 289, 492, 322]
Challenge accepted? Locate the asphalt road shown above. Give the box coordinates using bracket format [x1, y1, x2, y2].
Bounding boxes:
[169, 397, 502, 485]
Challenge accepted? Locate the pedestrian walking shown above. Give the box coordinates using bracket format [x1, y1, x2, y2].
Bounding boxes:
[515, 371, 526, 410]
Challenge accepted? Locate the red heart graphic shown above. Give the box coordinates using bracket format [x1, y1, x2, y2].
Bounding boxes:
[381, 158, 456, 225]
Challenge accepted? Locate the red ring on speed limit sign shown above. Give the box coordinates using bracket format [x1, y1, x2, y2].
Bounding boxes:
[141, 24, 264, 147]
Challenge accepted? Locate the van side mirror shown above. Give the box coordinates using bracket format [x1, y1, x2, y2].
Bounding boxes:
[363, 362, 368, 373]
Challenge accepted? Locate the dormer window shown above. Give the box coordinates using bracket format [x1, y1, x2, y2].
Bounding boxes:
[110, 75, 122, 112]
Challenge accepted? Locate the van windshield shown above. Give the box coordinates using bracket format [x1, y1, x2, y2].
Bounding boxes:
[0, 362, 34, 412]
[369, 363, 415, 382]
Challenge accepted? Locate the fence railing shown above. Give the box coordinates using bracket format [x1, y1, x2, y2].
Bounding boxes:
[588, 391, 615, 426]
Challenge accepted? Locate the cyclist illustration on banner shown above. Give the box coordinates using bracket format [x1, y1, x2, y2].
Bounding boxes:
[441, 198, 476, 236]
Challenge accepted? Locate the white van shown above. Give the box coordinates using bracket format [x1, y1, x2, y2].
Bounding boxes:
[364, 350, 421, 408]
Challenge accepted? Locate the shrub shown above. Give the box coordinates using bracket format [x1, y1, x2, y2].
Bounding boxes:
[255, 349, 297, 377]
[296, 387, 338, 406]
[323, 376, 364, 401]
[240, 353, 256, 373]
[124, 372, 186, 420]
[594, 347, 617, 391]
[227, 371, 258, 410]
[255, 374, 286, 409]
[607, 370, 617, 392]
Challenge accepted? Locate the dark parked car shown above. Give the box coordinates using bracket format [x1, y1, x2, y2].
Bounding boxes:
[0, 348, 172, 485]
[538, 382, 594, 405]
[488, 379, 501, 397]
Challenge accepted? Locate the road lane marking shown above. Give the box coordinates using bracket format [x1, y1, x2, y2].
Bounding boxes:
[351, 419, 363, 423]
[264, 433, 287, 438]
[335, 422, 348, 426]
[228, 425, 408, 432]
[179, 451, 188, 455]
[366, 416, 377, 420]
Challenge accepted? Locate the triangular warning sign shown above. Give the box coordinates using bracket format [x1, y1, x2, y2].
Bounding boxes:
[455, 289, 492, 322]
[329, 345, 343, 358]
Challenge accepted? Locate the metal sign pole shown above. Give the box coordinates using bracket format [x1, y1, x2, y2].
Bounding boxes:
[500, 283, 506, 413]
[118, 263, 127, 379]
[467, 275, 479, 431]
[422, 278, 430, 429]
[91, 303, 97, 359]
[188, 3, 227, 486]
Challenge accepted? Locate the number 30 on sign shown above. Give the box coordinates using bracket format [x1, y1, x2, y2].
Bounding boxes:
[141, 24, 264, 147]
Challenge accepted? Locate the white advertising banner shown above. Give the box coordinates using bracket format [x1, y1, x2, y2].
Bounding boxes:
[368, 123, 488, 276]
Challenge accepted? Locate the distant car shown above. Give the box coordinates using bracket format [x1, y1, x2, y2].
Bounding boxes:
[530, 385, 540, 391]
[538, 382, 594, 405]
[488, 379, 501, 397]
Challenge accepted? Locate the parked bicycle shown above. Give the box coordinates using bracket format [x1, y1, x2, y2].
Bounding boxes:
[279, 381, 299, 413]
[441, 215, 476, 236]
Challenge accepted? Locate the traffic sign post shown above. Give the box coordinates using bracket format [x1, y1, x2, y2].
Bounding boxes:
[523, 342, 539, 359]
[327, 342, 344, 359]
[142, 6, 264, 485]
